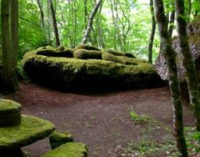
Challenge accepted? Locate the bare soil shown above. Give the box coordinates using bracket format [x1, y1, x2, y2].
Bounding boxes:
[4, 82, 195, 157]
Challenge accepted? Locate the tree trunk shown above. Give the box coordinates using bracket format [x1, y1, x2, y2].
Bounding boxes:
[36, 0, 45, 29]
[49, 0, 60, 46]
[154, 0, 188, 156]
[1, 0, 19, 93]
[168, 10, 175, 38]
[175, 0, 200, 131]
[81, 0, 102, 44]
[148, 0, 156, 63]
[10, 0, 19, 89]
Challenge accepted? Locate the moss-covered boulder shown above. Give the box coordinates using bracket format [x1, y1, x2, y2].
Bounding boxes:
[0, 115, 55, 151]
[74, 49, 102, 59]
[49, 131, 74, 149]
[41, 142, 88, 157]
[0, 99, 21, 127]
[22, 50, 164, 92]
[155, 16, 200, 82]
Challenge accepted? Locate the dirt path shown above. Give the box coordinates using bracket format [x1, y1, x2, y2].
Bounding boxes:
[4, 82, 195, 157]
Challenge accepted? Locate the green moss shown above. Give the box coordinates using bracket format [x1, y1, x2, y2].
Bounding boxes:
[0, 115, 55, 150]
[102, 52, 146, 65]
[22, 50, 163, 91]
[75, 44, 100, 51]
[41, 142, 88, 157]
[0, 99, 21, 113]
[74, 49, 102, 59]
[49, 131, 74, 149]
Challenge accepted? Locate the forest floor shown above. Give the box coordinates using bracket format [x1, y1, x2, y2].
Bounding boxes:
[2, 81, 196, 157]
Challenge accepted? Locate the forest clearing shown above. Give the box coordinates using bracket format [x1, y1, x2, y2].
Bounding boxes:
[0, 0, 200, 157]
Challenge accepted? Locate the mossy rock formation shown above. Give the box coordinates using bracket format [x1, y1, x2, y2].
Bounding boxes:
[0, 99, 21, 127]
[22, 45, 164, 92]
[41, 142, 88, 157]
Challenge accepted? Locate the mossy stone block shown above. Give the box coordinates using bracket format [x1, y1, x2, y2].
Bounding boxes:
[41, 142, 88, 157]
[102, 52, 146, 65]
[0, 99, 21, 127]
[74, 49, 102, 59]
[75, 44, 100, 51]
[0, 115, 55, 151]
[37, 48, 73, 58]
[49, 131, 74, 149]
[105, 49, 135, 58]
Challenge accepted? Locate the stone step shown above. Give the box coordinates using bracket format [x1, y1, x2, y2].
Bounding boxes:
[41, 142, 88, 157]
[49, 131, 74, 149]
[0, 99, 21, 127]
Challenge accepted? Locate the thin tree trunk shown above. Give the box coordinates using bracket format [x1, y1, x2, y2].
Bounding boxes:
[36, 0, 45, 29]
[148, 0, 156, 63]
[154, 0, 188, 156]
[81, 0, 102, 44]
[84, 0, 88, 28]
[187, 0, 192, 21]
[175, 0, 200, 131]
[110, 0, 117, 49]
[168, 10, 175, 38]
[47, 0, 52, 45]
[49, 0, 60, 46]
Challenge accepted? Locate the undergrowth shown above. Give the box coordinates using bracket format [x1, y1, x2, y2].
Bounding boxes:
[116, 109, 200, 157]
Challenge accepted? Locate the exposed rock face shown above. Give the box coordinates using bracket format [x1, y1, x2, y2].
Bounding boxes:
[22, 45, 164, 92]
[155, 17, 200, 82]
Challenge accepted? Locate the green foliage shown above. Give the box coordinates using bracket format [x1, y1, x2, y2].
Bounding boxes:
[129, 109, 152, 125]
[18, 0, 47, 58]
